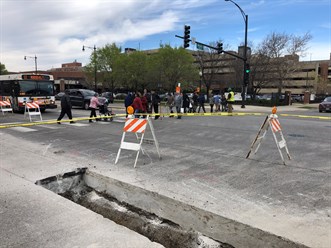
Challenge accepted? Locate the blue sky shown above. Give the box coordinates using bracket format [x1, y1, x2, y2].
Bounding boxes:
[1, 0, 330, 72]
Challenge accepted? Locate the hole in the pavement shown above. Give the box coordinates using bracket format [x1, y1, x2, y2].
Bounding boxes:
[35, 168, 232, 248]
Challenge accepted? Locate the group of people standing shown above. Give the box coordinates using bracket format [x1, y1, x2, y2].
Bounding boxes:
[124, 89, 161, 119]
[208, 89, 234, 113]
[166, 92, 206, 119]
[164, 88, 235, 119]
[56, 88, 236, 124]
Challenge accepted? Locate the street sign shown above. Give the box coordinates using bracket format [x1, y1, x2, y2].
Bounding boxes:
[191, 37, 196, 45]
[196, 43, 204, 50]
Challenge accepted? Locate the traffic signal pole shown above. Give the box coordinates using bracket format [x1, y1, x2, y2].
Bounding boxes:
[177, 24, 249, 104]
[241, 14, 248, 108]
[175, 36, 246, 60]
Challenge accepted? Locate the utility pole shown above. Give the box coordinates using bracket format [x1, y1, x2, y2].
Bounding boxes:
[82, 45, 97, 92]
[225, 0, 248, 108]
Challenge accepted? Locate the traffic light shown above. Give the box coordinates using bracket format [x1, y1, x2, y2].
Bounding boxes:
[245, 63, 250, 74]
[244, 63, 250, 86]
[184, 25, 190, 48]
[217, 42, 223, 54]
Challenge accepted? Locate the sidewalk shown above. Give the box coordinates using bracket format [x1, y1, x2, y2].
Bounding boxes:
[0, 134, 163, 248]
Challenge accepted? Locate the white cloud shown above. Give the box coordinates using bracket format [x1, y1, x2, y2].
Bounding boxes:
[1, 0, 191, 71]
[1, 0, 329, 72]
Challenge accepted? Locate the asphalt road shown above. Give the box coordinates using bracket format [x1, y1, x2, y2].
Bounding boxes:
[0, 104, 330, 247]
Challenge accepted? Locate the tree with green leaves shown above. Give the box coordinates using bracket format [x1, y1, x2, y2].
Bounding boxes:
[0, 63, 8, 75]
[97, 43, 121, 91]
[84, 43, 121, 91]
[84, 44, 199, 94]
[152, 45, 199, 92]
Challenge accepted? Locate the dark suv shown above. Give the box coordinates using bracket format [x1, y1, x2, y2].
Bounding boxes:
[68, 89, 106, 110]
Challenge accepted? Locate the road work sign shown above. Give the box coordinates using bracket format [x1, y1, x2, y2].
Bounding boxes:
[24, 102, 42, 122]
[246, 113, 291, 165]
[115, 116, 161, 168]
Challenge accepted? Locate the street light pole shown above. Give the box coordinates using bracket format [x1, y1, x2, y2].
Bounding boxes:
[82, 45, 97, 92]
[24, 55, 38, 74]
[225, 0, 248, 108]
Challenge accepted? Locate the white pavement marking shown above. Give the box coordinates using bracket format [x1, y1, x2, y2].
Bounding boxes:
[10, 127, 38, 132]
[113, 118, 126, 123]
[0, 122, 24, 125]
[96, 121, 112, 124]
[63, 122, 90, 127]
[39, 125, 61, 129]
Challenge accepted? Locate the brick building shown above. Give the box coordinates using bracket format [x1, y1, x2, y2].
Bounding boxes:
[47, 61, 87, 92]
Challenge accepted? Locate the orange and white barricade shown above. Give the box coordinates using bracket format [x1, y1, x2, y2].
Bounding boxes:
[0, 100, 13, 115]
[115, 115, 161, 168]
[246, 108, 291, 165]
[24, 102, 42, 122]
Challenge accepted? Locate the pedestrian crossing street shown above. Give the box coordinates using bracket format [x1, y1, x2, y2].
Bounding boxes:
[0, 118, 126, 134]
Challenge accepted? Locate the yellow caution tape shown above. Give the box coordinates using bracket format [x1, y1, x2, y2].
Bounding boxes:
[280, 114, 331, 120]
[0, 112, 330, 129]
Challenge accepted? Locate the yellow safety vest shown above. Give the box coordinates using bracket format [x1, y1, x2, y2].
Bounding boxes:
[228, 91, 235, 102]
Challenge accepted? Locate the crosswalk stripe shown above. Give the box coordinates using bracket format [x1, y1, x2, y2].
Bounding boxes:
[38, 125, 61, 129]
[96, 121, 112, 124]
[10, 127, 37, 132]
[62, 122, 90, 127]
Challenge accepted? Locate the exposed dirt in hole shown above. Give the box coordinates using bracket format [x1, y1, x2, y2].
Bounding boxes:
[59, 185, 233, 248]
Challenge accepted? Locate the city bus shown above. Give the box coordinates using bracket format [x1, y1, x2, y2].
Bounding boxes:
[0, 73, 57, 112]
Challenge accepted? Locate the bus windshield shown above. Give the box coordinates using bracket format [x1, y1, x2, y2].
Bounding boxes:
[19, 80, 54, 96]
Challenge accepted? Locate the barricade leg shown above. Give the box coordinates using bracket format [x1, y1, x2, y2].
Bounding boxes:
[148, 119, 161, 159]
[246, 116, 269, 159]
[271, 131, 285, 165]
[115, 132, 126, 164]
[279, 131, 291, 160]
[135, 133, 145, 155]
[133, 132, 145, 168]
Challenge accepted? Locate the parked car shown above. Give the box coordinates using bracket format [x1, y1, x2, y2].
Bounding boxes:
[101, 92, 114, 103]
[291, 95, 303, 102]
[319, 96, 331, 113]
[67, 89, 106, 110]
[115, 93, 128, 99]
[55, 92, 65, 100]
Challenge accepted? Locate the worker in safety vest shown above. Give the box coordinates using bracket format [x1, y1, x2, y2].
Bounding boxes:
[227, 88, 235, 114]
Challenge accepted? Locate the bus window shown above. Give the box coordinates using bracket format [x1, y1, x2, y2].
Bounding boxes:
[1, 81, 13, 95]
[38, 81, 54, 95]
[19, 81, 38, 95]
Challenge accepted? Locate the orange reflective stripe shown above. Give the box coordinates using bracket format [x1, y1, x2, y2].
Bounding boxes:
[131, 119, 147, 133]
[123, 118, 138, 131]
[270, 118, 281, 132]
[123, 118, 147, 133]
[0, 101, 11, 106]
[26, 102, 39, 109]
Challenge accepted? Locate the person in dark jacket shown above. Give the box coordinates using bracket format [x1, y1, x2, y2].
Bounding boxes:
[144, 89, 152, 113]
[124, 92, 134, 117]
[57, 90, 75, 124]
[197, 93, 206, 113]
[192, 92, 199, 112]
[151, 90, 160, 120]
[182, 93, 190, 113]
